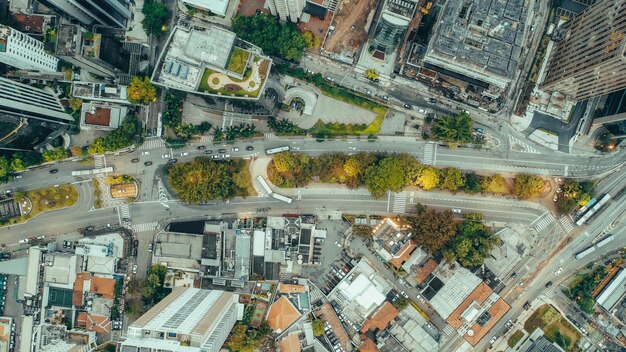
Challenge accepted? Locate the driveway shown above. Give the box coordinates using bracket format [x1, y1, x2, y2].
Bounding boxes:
[523, 100, 587, 153]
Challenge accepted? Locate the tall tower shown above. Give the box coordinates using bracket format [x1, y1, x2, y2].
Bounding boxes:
[0, 77, 74, 150]
[36, 0, 131, 29]
[541, 0, 626, 101]
[0, 26, 59, 72]
[266, 0, 306, 23]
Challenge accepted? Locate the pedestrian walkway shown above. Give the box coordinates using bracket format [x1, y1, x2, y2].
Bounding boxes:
[198, 136, 213, 143]
[264, 132, 278, 140]
[392, 191, 407, 213]
[118, 204, 131, 222]
[139, 139, 166, 150]
[544, 288, 556, 298]
[509, 135, 541, 154]
[559, 216, 575, 234]
[157, 180, 168, 202]
[422, 144, 435, 165]
[532, 212, 556, 233]
[132, 222, 158, 233]
[443, 324, 455, 335]
[94, 155, 106, 169]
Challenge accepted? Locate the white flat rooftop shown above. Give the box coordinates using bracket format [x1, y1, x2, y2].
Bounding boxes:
[183, 0, 229, 17]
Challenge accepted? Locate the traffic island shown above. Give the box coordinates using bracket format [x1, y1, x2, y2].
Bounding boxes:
[9, 184, 79, 224]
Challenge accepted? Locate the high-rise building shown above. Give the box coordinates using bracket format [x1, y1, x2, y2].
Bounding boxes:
[541, 0, 626, 101]
[36, 0, 131, 29]
[0, 26, 59, 72]
[368, 0, 417, 58]
[266, 0, 305, 23]
[0, 77, 74, 150]
[121, 288, 241, 352]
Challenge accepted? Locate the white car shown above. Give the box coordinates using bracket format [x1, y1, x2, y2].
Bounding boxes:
[554, 267, 563, 275]
[162, 154, 170, 159]
[223, 154, 231, 158]
[334, 241, 342, 248]
[400, 291, 409, 298]
[141, 151, 150, 155]
[489, 336, 497, 345]
[417, 295, 426, 303]
[18, 239, 28, 244]
[180, 152, 189, 156]
[13, 175, 22, 179]
[452, 208, 462, 214]
[232, 147, 239, 152]
[132, 264, 137, 274]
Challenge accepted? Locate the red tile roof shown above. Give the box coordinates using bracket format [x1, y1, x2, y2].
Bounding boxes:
[278, 333, 301, 352]
[389, 240, 417, 269]
[360, 302, 399, 333]
[359, 337, 379, 352]
[267, 296, 300, 332]
[77, 312, 111, 334]
[415, 259, 438, 284]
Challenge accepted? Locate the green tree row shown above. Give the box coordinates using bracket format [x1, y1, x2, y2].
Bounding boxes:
[269, 152, 547, 200]
[562, 266, 608, 314]
[167, 157, 251, 203]
[231, 14, 308, 61]
[555, 179, 595, 215]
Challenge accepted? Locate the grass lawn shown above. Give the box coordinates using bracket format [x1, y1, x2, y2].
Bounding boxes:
[524, 304, 580, 351]
[197, 68, 260, 98]
[508, 330, 524, 348]
[226, 47, 250, 75]
[309, 106, 387, 136]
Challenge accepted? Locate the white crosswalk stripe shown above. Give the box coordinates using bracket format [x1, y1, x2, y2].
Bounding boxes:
[158, 180, 168, 201]
[560, 216, 575, 233]
[392, 191, 407, 213]
[544, 288, 556, 298]
[423, 144, 434, 164]
[139, 139, 166, 150]
[264, 132, 278, 140]
[443, 324, 455, 335]
[132, 222, 158, 233]
[509, 135, 541, 154]
[199, 136, 213, 143]
[118, 204, 131, 222]
[93, 155, 105, 169]
[533, 212, 556, 233]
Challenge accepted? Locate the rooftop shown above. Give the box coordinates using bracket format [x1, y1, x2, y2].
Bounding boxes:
[183, 0, 229, 17]
[464, 298, 510, 345]
[389, 239, 417, 269]
[13, 14, 46, 33]
[596, 268, 626, 311]
[77, 312, 111, 334]
[429, 263, 482, 319]
[267, 296, 301, 333]
[360, 301, 399, 333]
[278, 333, 301, 352]
[446, 282, 493, 329]
[185, 27, 236, 69]
[110, 183, 138, 199]
[424, 0, 527, 88]
[415, 258, 438, 284]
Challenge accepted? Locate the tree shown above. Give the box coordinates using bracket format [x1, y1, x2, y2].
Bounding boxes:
[141, 2, 169, 36]
[231, 14, 308, 61]
[365, 68, 379, 81]
[228, 324, 261, 352]
[42, 147, 68, 162]
[168, 158, 234, 203]
[127, 76, 157, 104]
[302, 31, 314, 48]
[312, 319, 324, 336]
[273, 152, 309, 175]
[406, 209, 457, 254]
[213, 127, 224, 141]
[417, 166, 440, 190]
[432, 112, 473, 142]
[441, 167, 466, 192]
[392, 297, 409, 310]
[364, 155, 411, 198]
[0, 156, 8, 181]
[464, 172, 482, 194]
[68, 97, 83, 111]
[89, 137, 106, 154]
[515, 174, 544, 199]
[9, 156, 25, 172]
[443, 220, 501, 267]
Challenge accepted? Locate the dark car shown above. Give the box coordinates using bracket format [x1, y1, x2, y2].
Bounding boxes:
[168, 159, 178, 164]
[131, 158, 139, 163]
[196, 145, 206, 150]
[85, 226, 94, 231]
[545, 281, 553, 288]
[404, 104, 413, 109]
[49, 169, 59, 174]
[218, 149, 226, 153]
[144, 161, 153, 166]
[204, 150, 213, 154]
[245, 146, 254, 151]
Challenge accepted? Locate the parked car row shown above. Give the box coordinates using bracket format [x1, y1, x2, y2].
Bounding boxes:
[322, 320, 345, 352]
[320, 253, 354, 295]
[0, 275, 7, 316]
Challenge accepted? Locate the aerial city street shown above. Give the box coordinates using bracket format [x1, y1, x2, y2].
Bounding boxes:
[0, 0, 625, 351]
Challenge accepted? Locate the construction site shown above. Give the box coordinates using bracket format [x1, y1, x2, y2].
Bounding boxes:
[322, 0, 378, 63]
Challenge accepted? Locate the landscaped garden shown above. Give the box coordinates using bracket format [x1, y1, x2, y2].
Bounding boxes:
[10, 185, 79, 223]
[226, 47, 250, 75]
[524, 304, 580, 351]
[196, 57, 270, 98]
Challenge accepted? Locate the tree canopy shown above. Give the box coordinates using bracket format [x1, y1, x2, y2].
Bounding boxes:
[405, 209, 457, 253]
[168, 158, 233, 203]
[42, 147, 69, 162]
[556, 179, 595, 214]
[141, 2, 169, 36]
[442, 221, 501, 267]
[127, 76, 157, 104]
[432, 112, 473, 142]
[515, 174, 545, 199]
[441, 167, 466, 192]
[89, 114, 139, 154]
[231, 14, 308, 61]
[312, 320, 324, 336]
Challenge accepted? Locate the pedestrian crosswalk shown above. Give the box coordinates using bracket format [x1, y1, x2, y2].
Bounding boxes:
[264, 132, 278, 140]
[423, 144, 435, 165]
[132, 222, 158, 233]
[198, 136, 213, 143]
[509, 135, 541, 154]
[139, 138, 166, 150]
[544, 288, 557, 298]
[560, 216, 575, 234]
[93, 155, 106, 169]
[157, 180, 168, 201]
[532, 212, 556, 233]
[118, 204, 131, 222]
[443, 324, 455, 335]
[392, 191, 407, 213]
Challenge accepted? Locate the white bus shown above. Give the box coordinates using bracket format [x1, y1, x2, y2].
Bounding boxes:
[256, 176, 273, 195]
[265, 146, 290, 155]
[271, 192, 293, 204]
[596, 235, 615, 248]
[574, 246, 596, 260]
[71, 167, 114, 176]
